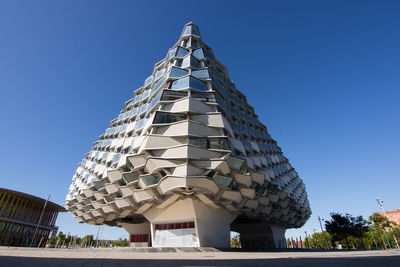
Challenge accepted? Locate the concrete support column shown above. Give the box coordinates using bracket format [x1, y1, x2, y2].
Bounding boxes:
[143, 197, 237, 248]
[120, 222, 151, 247]
[231, 222, 286, 249]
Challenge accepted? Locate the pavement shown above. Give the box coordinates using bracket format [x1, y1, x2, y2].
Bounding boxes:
[0, 247, 400, 266]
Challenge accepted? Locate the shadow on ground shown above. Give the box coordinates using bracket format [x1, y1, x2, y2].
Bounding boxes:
[1, 256, 400, 267]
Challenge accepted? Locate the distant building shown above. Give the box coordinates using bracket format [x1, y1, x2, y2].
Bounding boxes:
[380, 209, 400, 226]
[0, 188, 66, 247]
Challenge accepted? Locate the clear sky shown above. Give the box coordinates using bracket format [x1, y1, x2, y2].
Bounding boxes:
[1, 0, 399, 240]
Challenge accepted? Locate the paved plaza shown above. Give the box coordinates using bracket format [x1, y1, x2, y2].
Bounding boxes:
[0, 247, 400, 266]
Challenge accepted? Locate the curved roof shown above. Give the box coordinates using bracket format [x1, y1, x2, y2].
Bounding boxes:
[0, 188, 66, 212]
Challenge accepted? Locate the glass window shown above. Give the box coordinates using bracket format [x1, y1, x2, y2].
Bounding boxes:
[161, 90, 188, 101]
[144, 76, 153, 86]
[213, 174, 235, 189]
[133, 94, 141, 104]
[129, 108, 138, 118]
[267, 183, 278, 193]
[171, 76, 190, 90]
[182, 55, 190, 68]
[182, 25, 200, 36]
[212, 79, 227, 97]
[167, 48, 177, 60]
[139, 103, 148, 114]
[170, 67, 188, 78]
[93, 180, 105, 190]
[226, 156, 247, 174]
[151, 76, 166, 95]
[176, 47, 189, 58]
[255, 185, 266, 195]
[153, 111, 187, 124]
[154, 69, 165, 81]
[141, 174, 161, 186]
[191, 69, 209, 80]
[148, 90, 163, 111]
[181, 55, 201, 69]
[193, 48, 205, 60]
[142, 89, 151, 99]
[189, 76, 207, 91]
[189, 137, 229, 150]
[191, 25, 200, 36]
[135, 118, 146, 130]
[191, 92, 215, 102]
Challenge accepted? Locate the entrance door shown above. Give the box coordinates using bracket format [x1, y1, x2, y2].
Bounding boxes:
[153, 222, 196, 247]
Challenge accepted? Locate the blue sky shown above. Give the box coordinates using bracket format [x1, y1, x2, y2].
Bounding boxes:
[1, 0, 399, 240]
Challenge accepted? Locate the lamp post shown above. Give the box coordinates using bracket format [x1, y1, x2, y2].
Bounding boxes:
[318, 216, 329, 250]
[30, 193, 50, 247]
[376, 197, 399, 249]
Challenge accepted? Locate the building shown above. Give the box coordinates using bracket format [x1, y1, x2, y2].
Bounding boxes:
[380, 209, 400, 226]
[0, 188, 65, 247]
[65, 22, 311, 249]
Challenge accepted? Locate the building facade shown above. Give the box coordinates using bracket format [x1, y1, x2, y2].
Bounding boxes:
[0, 188, 65, 247]
[380, 209, 400, 226]
[65, 22, 311, 248]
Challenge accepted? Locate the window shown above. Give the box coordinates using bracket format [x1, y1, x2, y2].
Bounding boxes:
[213, 174, 236, 190]
[182, 25, 200, 36]
[193, 48, 205, 60]
[191, 92, 215, 102]
[141, 174, 161, 186]
[155, 221, 195, 230]
[144, 76, 153, 86]
[138, 103, 148, 114]
[154, 69, 165, 81]
[190, 76, 207, 91]
[130, 234, 148, 243]
[171, 76, 189, 89]
[161, 90, 188, 101]
[226, 156, 248, 174]
[181, 55, 201, 69]
[148, 91, 163, 111]
[267, 183, 278, 193]
[151, 75, 167, 95]
[133, 94, 141, 104]
[170, 75, 208, 91]
[176, 47, 189, 58]
[153, 111, 187, 124]
[169, 67, 189, 78]
[255, 185, 266, 195]
[135, 118, 147, 130]
[189, 137, 229, 150]
[112, 154, 121, 164]
[191, 69, 209, 80]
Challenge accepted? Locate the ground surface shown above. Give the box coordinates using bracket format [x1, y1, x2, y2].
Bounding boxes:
[0, 247, 399, 266]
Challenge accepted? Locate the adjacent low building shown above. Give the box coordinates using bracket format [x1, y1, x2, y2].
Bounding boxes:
[380, 209, 400, 226]
[0, 188, 65, 247]
[65, 22, 311, 249]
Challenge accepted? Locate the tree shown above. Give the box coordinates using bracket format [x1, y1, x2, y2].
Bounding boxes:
[324, 213, 368, 250]
[369, 213, 393, 249]
[231, 235, 241, 248]
[350, 216, 369, 249]
[113, 238, 129, 247]
[325, 213, 353, 249]
[310, 232, 333, 249]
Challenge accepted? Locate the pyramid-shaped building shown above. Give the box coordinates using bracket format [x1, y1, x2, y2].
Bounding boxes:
[65, 22, 311, 249]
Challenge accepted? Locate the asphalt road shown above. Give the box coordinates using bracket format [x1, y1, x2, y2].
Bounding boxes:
[0, 247, 399, 267]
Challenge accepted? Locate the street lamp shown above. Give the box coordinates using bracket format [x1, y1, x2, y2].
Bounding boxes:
[318, 216, 329, 250]
[30, 193, 51, 247]
[376, 197, 400, 249]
